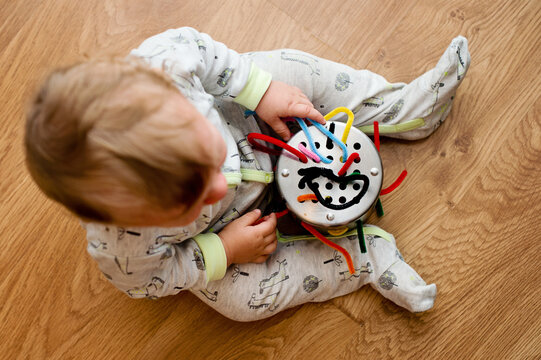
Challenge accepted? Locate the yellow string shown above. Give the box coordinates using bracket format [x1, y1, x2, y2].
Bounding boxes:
[323, 107, 355, 143]
[327, 227, 349, 236]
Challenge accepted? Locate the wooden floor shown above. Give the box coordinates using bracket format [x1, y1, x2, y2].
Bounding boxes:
[1, 0, 540, 358]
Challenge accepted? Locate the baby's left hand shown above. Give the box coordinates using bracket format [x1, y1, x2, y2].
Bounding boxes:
[255, 80, 325, 141]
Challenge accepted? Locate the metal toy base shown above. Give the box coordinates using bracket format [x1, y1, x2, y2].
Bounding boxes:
[276, 121, 383, 233]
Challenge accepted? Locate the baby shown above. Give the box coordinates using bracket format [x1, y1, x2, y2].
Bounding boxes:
[25, 27, 470, 321]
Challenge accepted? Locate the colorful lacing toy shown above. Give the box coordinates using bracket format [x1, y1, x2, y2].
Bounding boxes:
[247, 107, 407, 275]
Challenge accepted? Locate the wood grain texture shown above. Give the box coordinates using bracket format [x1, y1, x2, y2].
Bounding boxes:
[1, 0, 540, 358]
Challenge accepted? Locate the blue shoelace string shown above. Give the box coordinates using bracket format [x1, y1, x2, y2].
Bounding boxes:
[295, 117, 348, 163]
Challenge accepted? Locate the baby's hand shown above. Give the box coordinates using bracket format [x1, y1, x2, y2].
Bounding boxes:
[255, 80, 325, 141]
[218, 209, 277, 266]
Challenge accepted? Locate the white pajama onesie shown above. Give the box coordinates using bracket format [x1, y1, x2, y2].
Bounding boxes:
[85, 27, 470, 321]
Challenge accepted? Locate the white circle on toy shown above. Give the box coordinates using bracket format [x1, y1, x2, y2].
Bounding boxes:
[276, 121, 383, 230]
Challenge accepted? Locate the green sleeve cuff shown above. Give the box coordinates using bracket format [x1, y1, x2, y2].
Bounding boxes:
[233, 63, 272, 110]
[193, 233, 228, 283]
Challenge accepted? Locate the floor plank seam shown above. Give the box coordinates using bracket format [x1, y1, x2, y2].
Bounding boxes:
[265, 0, 349, 60]
[330, 303, 365, 326]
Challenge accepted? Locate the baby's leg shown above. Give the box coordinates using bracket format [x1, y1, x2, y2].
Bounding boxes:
[189, 226, 435, 321]
[365, 230, 437, 312]
[245, 36, 470, 140]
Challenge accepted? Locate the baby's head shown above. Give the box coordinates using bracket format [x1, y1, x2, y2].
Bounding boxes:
[25, 58, 227, 227]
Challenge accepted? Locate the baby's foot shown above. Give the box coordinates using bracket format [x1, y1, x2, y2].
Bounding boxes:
[417, 36, 470, 135]
[385, 36, 471, 140]
[372, 260, 437, 312]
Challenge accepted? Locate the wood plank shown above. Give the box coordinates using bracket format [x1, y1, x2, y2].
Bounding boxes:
[136, 303, 359, 359]
[355, 0, 541, 256]
[201, 0, 343, 58]
[268, 0, 417, 67]
[333, 96, 541, 358]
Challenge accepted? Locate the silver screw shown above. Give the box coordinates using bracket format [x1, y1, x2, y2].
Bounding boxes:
[326, 213, 335, 221]
[281, 169, 290, 177]
[370, 168, 379, 176]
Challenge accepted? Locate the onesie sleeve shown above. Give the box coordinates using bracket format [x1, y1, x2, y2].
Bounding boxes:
[130, 27, 272, 110]
[85, 223, 228, 299]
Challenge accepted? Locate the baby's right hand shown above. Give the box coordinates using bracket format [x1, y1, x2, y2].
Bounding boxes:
[218, 209, 277, 266]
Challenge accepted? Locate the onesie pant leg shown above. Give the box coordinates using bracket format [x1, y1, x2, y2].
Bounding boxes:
[193, 42, 456, 320]
[189, 226, 436, 321]
[244, 36, 470, 140]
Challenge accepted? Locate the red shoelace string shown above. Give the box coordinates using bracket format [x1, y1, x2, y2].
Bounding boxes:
[247, 133, 307, 163]
[301, 222, 355, 275]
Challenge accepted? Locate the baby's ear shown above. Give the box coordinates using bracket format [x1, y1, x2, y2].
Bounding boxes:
[203, 172, 228, 205]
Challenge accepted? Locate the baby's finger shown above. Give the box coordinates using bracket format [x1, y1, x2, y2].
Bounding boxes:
[296, 96, 313, 108]
[254, 255, 269, 264]
[270, 117, 292, 141]
[263, 239, 277, 254]
[239, 208, 262, 226]
[288, 103, 311, 118]
[305, 106, 325, 124]
[289, 103, 325, 125]
[297, 92, 310, 102]
[292, 97, 325, 124]
[263, 231, 277, 245]
[254, 212, 277, 234]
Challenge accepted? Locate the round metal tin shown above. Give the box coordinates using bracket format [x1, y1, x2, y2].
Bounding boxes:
[276, 121, 383, 229]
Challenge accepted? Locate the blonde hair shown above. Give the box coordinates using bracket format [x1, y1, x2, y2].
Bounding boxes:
[25, 58, 218, 223]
